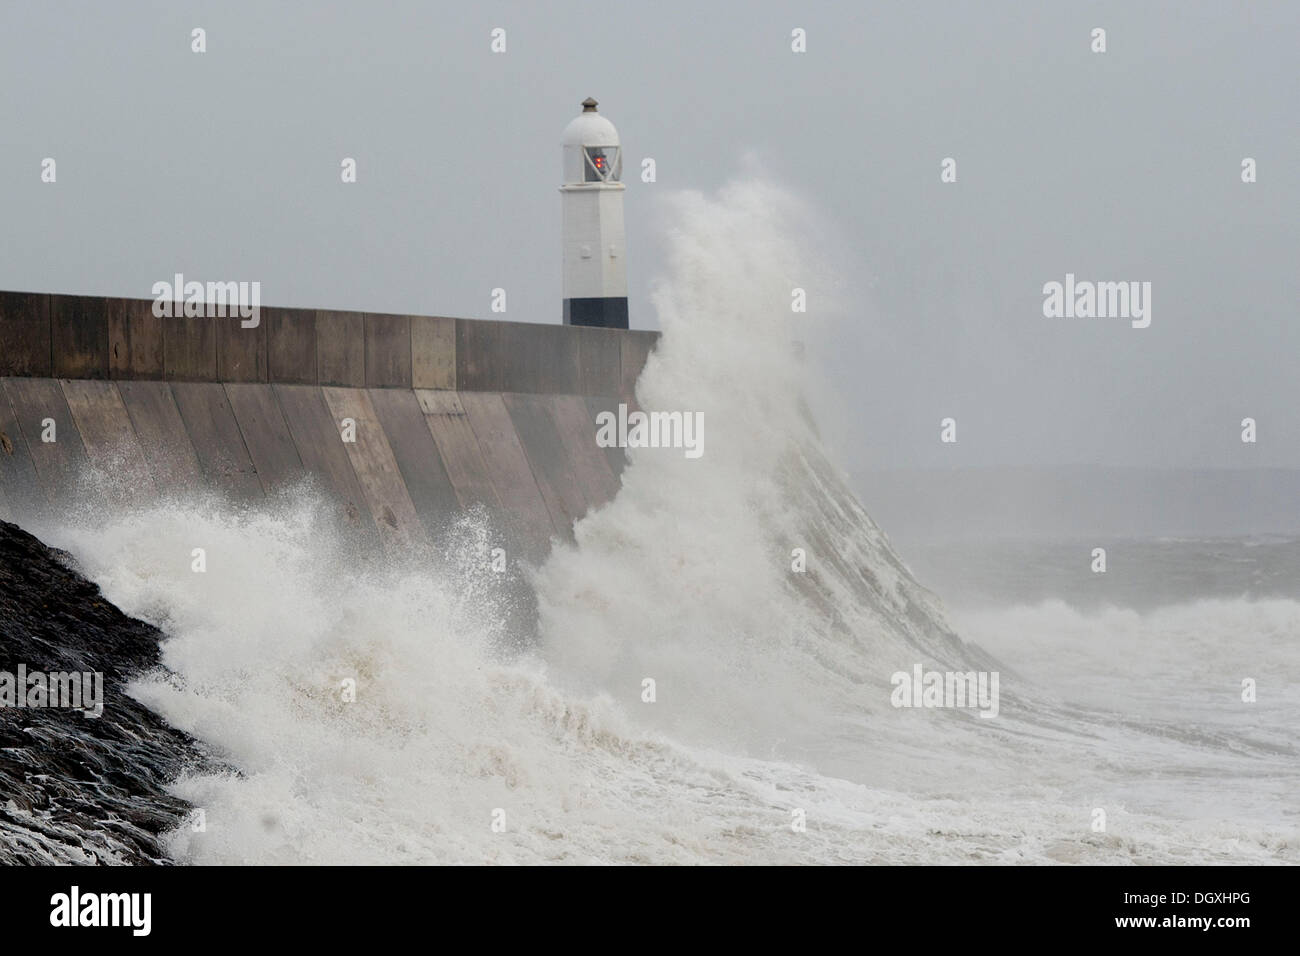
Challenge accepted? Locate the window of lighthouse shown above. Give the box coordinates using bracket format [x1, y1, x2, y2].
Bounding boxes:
[584, 146, 621, 183]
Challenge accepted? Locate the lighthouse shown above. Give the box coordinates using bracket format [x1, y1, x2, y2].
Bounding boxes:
[560, 97, 628, 329]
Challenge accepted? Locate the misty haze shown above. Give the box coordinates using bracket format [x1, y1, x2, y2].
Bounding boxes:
[0, 0, 1295, 914]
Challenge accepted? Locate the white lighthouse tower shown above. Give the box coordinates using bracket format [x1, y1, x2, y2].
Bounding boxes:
[560, 97, 628, 329]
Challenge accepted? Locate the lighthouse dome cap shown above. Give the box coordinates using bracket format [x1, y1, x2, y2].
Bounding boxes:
[562, 97, 619, 147]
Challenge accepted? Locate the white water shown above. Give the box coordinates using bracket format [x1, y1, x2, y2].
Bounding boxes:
[44, 179, 1299, 864]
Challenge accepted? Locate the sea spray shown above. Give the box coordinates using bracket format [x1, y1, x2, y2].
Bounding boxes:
[535, 178, 984, 757]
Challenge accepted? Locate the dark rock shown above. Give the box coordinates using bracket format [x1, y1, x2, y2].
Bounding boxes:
[0, 519, 213, 864]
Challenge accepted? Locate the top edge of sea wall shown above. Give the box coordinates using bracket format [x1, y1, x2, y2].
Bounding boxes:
[0, 290, 658, 398]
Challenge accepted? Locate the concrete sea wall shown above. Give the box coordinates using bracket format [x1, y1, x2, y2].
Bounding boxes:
[0, 290, 658, 563]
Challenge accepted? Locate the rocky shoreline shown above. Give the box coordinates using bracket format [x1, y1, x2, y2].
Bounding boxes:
[0, 520, 209, 864]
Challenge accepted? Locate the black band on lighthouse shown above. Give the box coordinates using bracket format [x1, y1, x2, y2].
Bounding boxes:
[563, 297, 629, 330]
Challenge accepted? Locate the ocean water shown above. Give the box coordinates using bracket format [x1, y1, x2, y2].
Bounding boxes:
[33, 179, 1299, 865]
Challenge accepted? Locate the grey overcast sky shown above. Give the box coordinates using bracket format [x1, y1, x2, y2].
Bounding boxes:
[1, 1, 1296, 471]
